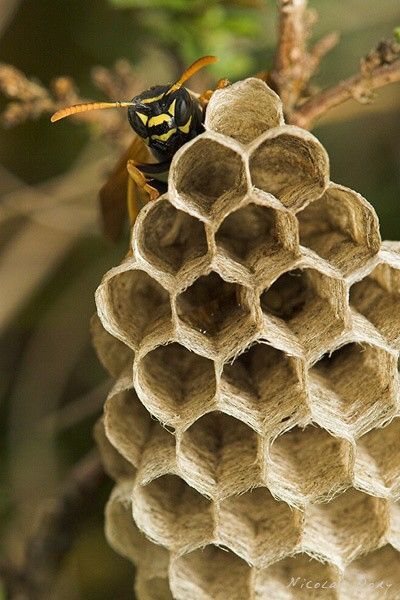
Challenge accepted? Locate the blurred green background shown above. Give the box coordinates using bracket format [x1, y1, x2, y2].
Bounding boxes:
[0, 0, 399, 598]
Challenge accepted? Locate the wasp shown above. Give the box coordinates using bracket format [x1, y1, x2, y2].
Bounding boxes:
[51, 56, 226, 239]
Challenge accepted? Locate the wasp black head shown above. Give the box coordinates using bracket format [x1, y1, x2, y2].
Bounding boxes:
[127, 85, 203, 161]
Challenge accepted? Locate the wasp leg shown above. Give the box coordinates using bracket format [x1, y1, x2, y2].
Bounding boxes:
[199, 78, 230, 106]
[127, 160, 160, 204]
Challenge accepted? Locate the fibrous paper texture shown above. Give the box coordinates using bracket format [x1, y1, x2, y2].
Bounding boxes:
[93, 78, 400, 599]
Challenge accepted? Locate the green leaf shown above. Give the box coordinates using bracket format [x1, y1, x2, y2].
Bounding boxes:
[394, 26, 400, 42]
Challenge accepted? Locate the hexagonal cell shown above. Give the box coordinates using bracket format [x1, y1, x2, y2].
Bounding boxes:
[132, 474, 213, 553]
[176, 272, 255, 353]
[217, 487, 303, 568]
[215, 202, 297, 276]
[91, 314, 133, 378]
[205, 78, 284, 144]
[220, 342, 308, 435]
[310, 342, 398, 438]
[340, 545, 400, 600]
[102, 268, 171, 349]
[94, 419, 136, 481]
[178, 412, 262, 499]
[268, 425, 353, 507]
[137, 198, 208, 275]
[350, 262, 400, 349]
[170, 545, 252, 600]
[297, 184, 380, 276]
[303, 488, 388, 568]
[105, 384, 152, 468]
[249, 126, 329, 211]
[354, 418, 400, 499]
[260, 267, 347, 355]
[254, 554, 340, 600]
[171, 135, 248, 220]
[136, 342, 216, 428]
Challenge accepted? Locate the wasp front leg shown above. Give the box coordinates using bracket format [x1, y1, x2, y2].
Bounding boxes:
[126, 160, 160, 225]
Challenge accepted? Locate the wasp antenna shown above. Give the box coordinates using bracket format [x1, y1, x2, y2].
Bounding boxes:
[168, 55, 219, 94]
[50, 100, 134, 123]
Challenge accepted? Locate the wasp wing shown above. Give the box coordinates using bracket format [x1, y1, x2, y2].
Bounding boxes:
[99, 135, 151, 241]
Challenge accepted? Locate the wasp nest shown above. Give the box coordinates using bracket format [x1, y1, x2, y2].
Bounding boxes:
[93, 78, 400, 599]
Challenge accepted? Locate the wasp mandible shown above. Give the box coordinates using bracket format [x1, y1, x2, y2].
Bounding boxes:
[51, 56, 227, 239]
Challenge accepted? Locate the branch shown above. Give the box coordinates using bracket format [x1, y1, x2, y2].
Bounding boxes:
[268, 0, 339, 115]
[269, 0, 308, 110]
[290, 59, 400, 129]
[2, 450, 106, 599]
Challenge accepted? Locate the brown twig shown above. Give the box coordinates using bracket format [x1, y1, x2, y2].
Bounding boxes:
[269, 0, 308, 110]
[290, 58, 400, 129]
[268, 0, 339, 116]
[2, 449, 106, 599]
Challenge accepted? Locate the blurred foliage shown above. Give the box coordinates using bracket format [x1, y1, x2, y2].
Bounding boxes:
[0, 0, 399, 598]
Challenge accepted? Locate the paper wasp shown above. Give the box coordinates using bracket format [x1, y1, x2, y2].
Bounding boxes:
[51, 56, 226, 239]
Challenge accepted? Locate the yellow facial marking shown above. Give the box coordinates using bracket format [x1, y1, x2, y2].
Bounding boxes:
[179, 116, 192, 134]
[148, 113, 172, 127]
[136, 112, 148, 125]
[168, 99, 176, 116]
[151, 128, 177, 142]
[141, 92, 165, 104]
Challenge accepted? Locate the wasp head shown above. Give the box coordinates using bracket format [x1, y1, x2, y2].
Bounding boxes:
[127, 85, 203, 161]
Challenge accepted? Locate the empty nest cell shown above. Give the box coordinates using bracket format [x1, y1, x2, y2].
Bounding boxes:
[171, 136, 248, 220]
[254, 554, 340, 600]
[105, 385, 152, 468]
[297, 184, 380, 276]
[249, 127, 329, 211]
[103, 268, 171, 349]
[309, 342, 397, 438]
[132, 474, 213, 553]
[137, 198, 208, 275]
[260, 267, 346, 355]
[218, 487, 303, 567]
[220, 342, 308, 435]
[268, 425, 353, 506]
[340, 544, 400, 599]
[204, 78, 284, 144]
[178, 412, 262, 499]
[350, 262, 400, 349]
[136, 342, 216, 427]
[354, 418, 400, 499]
[170, 545, 252, 600]
[215, 201, 297, 276]
[91, 315, 133, 378]
[303, 488, 388, 567]
[176, 272, 249, 338]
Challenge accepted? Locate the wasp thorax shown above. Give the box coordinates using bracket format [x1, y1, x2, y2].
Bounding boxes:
[127, 86, 203, 161]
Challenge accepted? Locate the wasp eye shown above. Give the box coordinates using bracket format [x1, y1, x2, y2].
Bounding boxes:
[174, 91, 193, 127]
[128, 108, 148, 138]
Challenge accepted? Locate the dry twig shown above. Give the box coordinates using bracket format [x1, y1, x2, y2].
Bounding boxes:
[268, 0, 339, 115]
[290, 36, 400, 128]
[0, 60, 141, 149]
[270, 0, 400, 128]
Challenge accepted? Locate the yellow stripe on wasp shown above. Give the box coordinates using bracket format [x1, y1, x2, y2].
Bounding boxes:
[50, 56, 230, 241]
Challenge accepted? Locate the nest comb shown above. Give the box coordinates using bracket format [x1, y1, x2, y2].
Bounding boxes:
[93, 78, 400, 599]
